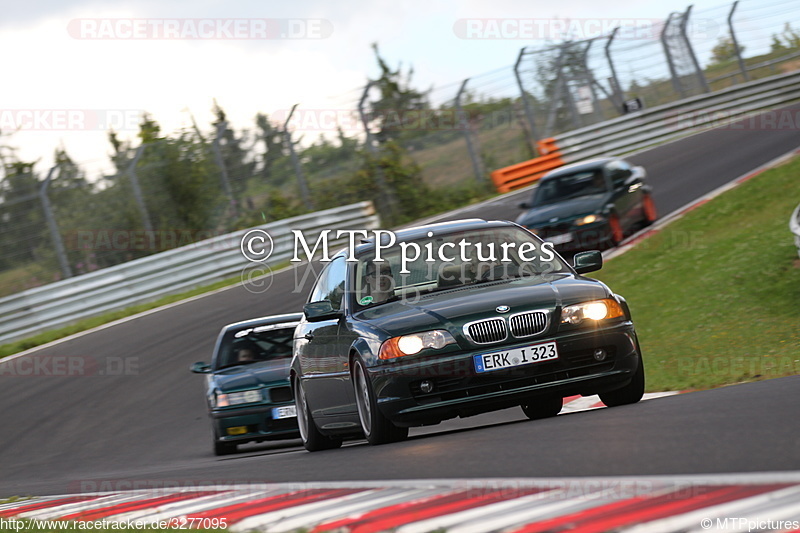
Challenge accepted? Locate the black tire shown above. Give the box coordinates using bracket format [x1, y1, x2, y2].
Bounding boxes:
[294, 375, 342, 452]
[600, 355, 645, 407]
[521, 396, 563, 420]
[353, 358, 408, 445]
[213, 430, 237, 456]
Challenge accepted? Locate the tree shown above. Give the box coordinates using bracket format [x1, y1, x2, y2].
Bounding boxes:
[0, 160, 44, 268]
[710, 36, 743, 65]
[770, 22, 800, 53]
[211, 101, 256, 203]
[367, 43, 431, 146]
[255, 112, 289, 186]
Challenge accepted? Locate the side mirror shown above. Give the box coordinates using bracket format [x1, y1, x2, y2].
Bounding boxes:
[573, 250, 603, 274]
[190, 361, 211, 374]
[518, 202, 531, 209]
[304, 301, 343, 322]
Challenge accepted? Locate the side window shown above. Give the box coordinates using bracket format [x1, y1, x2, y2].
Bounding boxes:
[307, 256, 347, 311]
[323, 256, 347, 310]
[605, 161, 631, 188]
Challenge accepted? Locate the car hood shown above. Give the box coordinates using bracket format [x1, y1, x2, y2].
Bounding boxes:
[354, 274, 610, 337]
[516, 193, 608, 227]
[213, 359, 291, 392]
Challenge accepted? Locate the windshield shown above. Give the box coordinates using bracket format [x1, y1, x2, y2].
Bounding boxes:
[353, 226, 568, 308]
[215, 325, 295, 370]
[532, 170, 607, 206]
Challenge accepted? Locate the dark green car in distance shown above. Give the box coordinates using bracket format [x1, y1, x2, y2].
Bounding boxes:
[191, 313, 302, 455]
[516, 157, 657, 255]
[291, 219, 645, 451]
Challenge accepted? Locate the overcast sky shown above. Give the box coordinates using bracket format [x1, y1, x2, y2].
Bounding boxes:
[1, 0, 793, 178]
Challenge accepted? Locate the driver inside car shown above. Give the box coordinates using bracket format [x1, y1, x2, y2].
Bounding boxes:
[363, 260, 395, 304]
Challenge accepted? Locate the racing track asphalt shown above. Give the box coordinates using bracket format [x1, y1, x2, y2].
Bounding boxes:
[1, 106, 798, 497]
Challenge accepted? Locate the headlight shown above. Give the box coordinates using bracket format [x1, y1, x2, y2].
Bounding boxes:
[215, 389, 262, 407]
[561, 299, 625, 325]
[379, 330, 456, 359]
[575, 214, 604, 226]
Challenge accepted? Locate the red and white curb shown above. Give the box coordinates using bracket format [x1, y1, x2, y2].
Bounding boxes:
[559, 391, 679, 414]
[3, 475, 800, 532]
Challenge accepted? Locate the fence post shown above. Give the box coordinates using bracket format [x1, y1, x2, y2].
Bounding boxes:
[545, 44, 570, 136]
[514, 47, 541, 152]
[455, 78, 486, 184]
[680, 5, 711, 93]
[604, 27, 625, 112]
[39, 166, 73, 280]
[212, 120, 236, 206]
[661, 13, 686, 99]
[728, 0, 749, 83]
[127, 145, 153, 233]
[580, 39, 605, 123]
[358, 81, 396, 220]
[283, 104, 314, 210]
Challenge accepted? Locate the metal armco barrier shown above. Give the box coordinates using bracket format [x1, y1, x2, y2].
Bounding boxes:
[0, 201, 379, 346]
[491, 70, 800, 192]
[791, 201, 800, 259]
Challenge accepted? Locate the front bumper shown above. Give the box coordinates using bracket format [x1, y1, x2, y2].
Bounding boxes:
[368, 322, 640, 426]
[211, 403, 299, 444]
[543, 222, 611, 254]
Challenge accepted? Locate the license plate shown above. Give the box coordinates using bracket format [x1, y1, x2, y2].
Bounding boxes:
[547, 233, 573, 245]
[272, 405, 297, 419]
[473, 341, 559, 373]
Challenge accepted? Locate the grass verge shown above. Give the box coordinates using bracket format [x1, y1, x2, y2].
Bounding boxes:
[593, 156, 800, 392]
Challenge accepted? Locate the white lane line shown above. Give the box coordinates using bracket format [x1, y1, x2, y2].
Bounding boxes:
[622, 484, 800, 533]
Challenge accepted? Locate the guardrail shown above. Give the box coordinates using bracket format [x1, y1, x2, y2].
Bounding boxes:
[554, 69, 800, 164]
[0, 201, 379, 346]
[791, 202, 800, 259]
[490, 70, 800, 191]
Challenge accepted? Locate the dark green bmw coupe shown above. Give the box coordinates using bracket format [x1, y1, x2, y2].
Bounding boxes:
[516, 157, 657, 254]
[191, 313, 302, 455]
[291, 219, 645, 451]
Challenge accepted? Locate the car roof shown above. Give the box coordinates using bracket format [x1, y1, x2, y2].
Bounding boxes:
[220, 312, 303, 333]
[540, 157, 619, 181]
[352, 218, 518, 256]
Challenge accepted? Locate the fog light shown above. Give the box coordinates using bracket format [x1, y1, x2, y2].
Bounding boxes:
[419, 380, 434, 393]
[593, 349, 607, 362]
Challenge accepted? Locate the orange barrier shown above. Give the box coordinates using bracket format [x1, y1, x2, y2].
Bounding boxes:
[490, 138, 565, 193]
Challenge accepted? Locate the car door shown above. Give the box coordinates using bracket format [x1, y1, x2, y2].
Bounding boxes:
[295, 255, 358, 425]
[604, 160, 641, 231]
